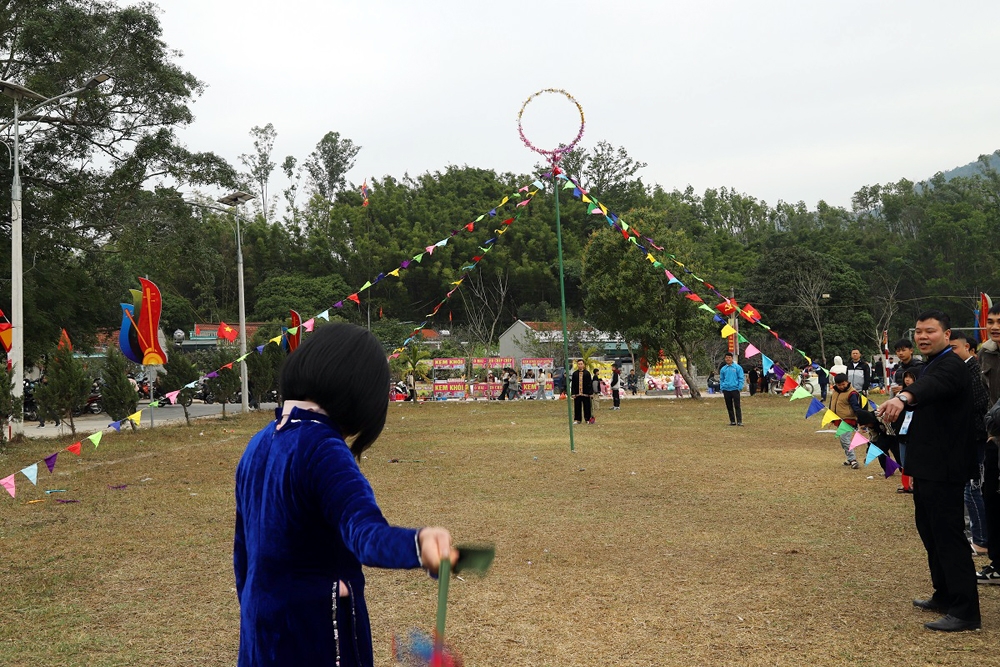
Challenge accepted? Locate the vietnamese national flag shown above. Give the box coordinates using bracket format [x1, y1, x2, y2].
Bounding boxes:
[715, 300, 738, 316]
[217, 321, 239, 342]
[740, 303, 762, 323]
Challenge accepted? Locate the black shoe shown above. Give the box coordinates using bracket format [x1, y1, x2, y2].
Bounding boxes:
[913, 598, 948, 613]
[736, 423, 744, 426]
[924, 615, 981, 632]
[729, 422, 737, 426]
[896, 487, 913, 494]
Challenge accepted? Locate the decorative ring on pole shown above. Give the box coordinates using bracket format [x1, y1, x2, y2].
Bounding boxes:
[517, 88, 585, 164]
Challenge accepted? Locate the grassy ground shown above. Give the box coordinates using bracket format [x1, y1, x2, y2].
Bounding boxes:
[0, 395, 995, 666]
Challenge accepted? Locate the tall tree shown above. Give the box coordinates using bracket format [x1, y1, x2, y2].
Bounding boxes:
[305, 131, 360, 200]
[35, 342, 91, 435]
[239, 123, 277, 221]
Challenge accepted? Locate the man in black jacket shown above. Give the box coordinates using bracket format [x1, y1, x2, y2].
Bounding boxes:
[570, 360, 594, 424]
[878, 311, 979, 631]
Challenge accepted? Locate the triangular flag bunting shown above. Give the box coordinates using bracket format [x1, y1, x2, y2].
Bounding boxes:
[781, 375, 798, 394]
[67, 442, 82, 456]
[303, 318, 315, 332]
[347, 294, 360, 305]
[848, 431, 869, 451]
[865, 445, 884, 466]
[835, 420, 854, 437]
[789, 386, 812, 400]
[127, 411, 143, 425]
[761, 354, 773, 375]
[720, 324, 737, 338]
[20, 463, 38, 485]
[317, 310, 330, 321]
[87, 432, 103, 448]
[45, 452, 58, 472]
[1, 473, 14, 498]
[743, 343, 760, 357]
[884, 456, 900, 477]
[805, 398, 825, 418]
[821, 409, 840, 427]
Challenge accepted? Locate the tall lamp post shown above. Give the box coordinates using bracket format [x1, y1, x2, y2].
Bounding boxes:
[217, 191, 254, 414]
[0, 74, 109, 436]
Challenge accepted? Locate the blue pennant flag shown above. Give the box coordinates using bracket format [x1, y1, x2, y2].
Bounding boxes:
[805, 397, 825, 419]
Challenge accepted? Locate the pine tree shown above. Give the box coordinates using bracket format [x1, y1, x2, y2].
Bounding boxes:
[205, 347, 241, 419]
[37, 344, 91, 436]
[102, 347, 138, 429]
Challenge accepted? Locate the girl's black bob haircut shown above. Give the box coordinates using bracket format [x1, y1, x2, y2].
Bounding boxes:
[279, 322, 390, 458]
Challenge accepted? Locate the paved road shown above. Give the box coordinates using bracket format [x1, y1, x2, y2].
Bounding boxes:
[26, 401, 279, 439]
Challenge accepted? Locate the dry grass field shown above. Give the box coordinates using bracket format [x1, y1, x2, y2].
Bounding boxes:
[0, 395, 997, 666]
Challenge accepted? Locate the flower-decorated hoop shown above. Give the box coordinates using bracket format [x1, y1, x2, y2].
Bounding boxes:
[517, 88, 585, 164]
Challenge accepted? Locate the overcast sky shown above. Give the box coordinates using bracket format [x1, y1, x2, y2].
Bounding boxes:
[155, 0, 1000, 209]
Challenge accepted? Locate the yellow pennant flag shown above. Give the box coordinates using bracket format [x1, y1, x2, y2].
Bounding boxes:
[821, 409, 839, 427]
[388, 269, 400, 277]
[645, 253, 656, 263]
[720, 324, 737, 337]
[269, 335, 283, 344]
[500, 196, 508, 206]
[860, 395, 869, 408]
[581, 194, 592, 203]
[127, 411, 143, 425]
[450, 279, 464, 286]
[599, 203, 607, 215]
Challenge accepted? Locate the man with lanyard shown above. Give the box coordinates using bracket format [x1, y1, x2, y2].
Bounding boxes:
[719, 352, 745, 426]
[878, 311, 979, 632]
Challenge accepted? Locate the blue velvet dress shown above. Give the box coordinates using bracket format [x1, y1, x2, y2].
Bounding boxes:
[234, 407, 420, 666]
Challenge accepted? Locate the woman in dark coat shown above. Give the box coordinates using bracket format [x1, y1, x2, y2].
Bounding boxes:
[234, 323, 455, 666]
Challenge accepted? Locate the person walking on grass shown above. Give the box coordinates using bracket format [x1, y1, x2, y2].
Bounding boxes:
[720, 352, 745, 426]
[571, 360, 594, 424]
[827, 373, 862, 469]
[878, 310, 979, 632]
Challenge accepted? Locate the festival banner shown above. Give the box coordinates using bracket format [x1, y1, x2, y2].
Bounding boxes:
[432, 358, 466, 370]
[470, 382, 504, 399]
[521, 379, 555, 399]
[519, 357, 554, 369]
[432, 380, 467, 400]
[486, 357, 515, 369]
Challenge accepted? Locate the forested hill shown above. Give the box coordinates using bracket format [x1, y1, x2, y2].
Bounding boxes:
[938, 151, 1000, 183]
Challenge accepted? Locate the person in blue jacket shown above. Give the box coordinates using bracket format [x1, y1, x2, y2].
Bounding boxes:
[234, 323, 456, 666]
[720, 352, 746, 426]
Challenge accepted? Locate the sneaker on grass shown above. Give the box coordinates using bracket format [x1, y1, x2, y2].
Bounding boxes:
[977, 563, 1000, 584]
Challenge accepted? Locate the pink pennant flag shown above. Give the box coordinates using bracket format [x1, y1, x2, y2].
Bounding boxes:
[516, 198, 530, 207]
[165, 390, 181, 404]
[1, 473, 14, 498]
[848, 431, 869, 451]
[303, 318, 315, 332]
[743, 343, 760, 357]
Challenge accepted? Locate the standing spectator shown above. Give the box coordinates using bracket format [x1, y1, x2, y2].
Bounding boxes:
[846, 349, 872, 394]
[570, 360, 594, 424]
[827, 373, 862, 468]
[747, 366, 759, 396]
[949, 331, 990, 556]
[874, 357, 885, 387]
[816, 365, 829, 401]
[976, 303, 1000, 583]
[672, 370, 685, 399]
[592, 369, 603, 405]
[610, 366, 621, 410]
[877, 311, 979, 632]
[233, 323, 456, 665]
[719, 352, 745, 426]
[888, 339, 924, 493]
[507, 369, 520, 401]
[626, 369, 638, 395]
[404, 371, 417, 404]
[829, 355, 847, 377]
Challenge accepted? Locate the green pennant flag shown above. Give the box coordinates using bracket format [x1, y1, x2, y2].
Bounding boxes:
[789, 386, 812, 401]
[287, 327, 299, 335]
[698, 304, 715, 314]
[586, 202, 598, 214]
[835, 420, 854, 437]
[629, 236, 638, 245]
[653, 261, 663, 268]
[475, 214, 484, 222]
[413, 253, 424, 263]
[737, 334, 749, 343]
[359, 281, 372, 292]
[562, 181, 575, 190]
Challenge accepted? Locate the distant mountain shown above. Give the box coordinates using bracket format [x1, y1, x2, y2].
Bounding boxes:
[937, 151, 1000, 182]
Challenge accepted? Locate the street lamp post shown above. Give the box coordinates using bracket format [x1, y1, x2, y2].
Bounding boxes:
[0, 74, 109, 437]
[217, 191, 254, 414]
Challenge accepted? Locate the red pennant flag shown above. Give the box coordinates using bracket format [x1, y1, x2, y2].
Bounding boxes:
[465, 222, 474, 232]
[684, 293, 704, 303]
[217, 321, 239, 342]
[222, 363, 233, 370]
[715, 300, 738, 316]
[67, 442, 82, 456]
[58, 329, 73, 351]
[620, 227, 629, 240]
[502, 218, 513, 226]
[347, 293, 361, 305]
[379, 307, 383, 319]
[740, 303, 762, 323]
[781, 375, 798, 394]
